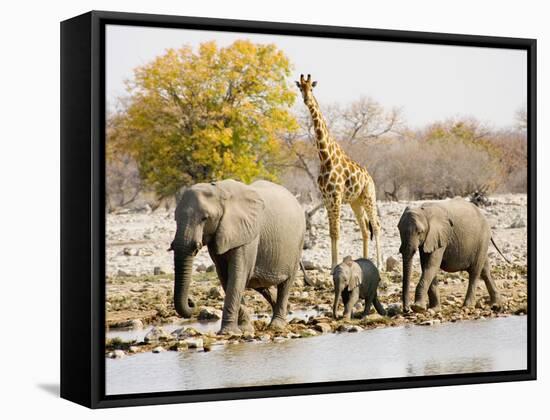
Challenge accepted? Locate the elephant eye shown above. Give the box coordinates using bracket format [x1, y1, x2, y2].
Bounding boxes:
[201, 216, 208, 222]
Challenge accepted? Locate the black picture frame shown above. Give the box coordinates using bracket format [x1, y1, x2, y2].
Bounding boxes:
[60, 10, 537, 409]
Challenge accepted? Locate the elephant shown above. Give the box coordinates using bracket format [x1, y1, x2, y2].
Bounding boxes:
[397, 198, 507, 313]
[170, 179, 306, 335]
[332, 256, 386, 320]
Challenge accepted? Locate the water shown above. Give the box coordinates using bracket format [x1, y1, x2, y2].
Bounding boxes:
[106, 316, 527, 395]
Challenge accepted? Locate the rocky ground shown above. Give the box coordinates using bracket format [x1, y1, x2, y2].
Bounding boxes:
[106, 194, 528, 357]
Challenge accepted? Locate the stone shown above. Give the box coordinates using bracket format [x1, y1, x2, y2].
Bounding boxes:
[299, 328, 318, 337]
[208, 286, 225, 300]
[348, 325, 363, 332]
[314, 303, 332, 313]
[152, 346, 165, 353]
[172, 327, 202, 339]
[206, 264, 216, 272]
[137, 248, 154, 256]
[128, 319, 144, 330]
[198, 307, 223, 321]
[116, 269, 132, 277]
[313, 323, 332, 334]
[153, 266, 166, 275]
[183, 338, 204, 349]
[386, 303, 402, 317]
[109, 349, 125, 359]
[144, 326, 172, 343]
[509, 216, 526, 229]
[128, 346, 139, 353]
[386, 256, 400, 272]
[302, 260, 321, 270]
[196, 263, 207, 272]
[420, 320, 434, 326]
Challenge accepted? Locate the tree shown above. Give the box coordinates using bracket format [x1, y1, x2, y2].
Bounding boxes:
[108, 40, 298, 199]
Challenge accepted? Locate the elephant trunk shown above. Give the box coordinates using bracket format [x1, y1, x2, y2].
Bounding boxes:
[402, 253, 414, 311]
[173, 249, 194, 318]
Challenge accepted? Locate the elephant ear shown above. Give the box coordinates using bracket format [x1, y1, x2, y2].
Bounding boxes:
[347, 262, 362, 291]
[422, 206, 453, 253]
[214, 180, 265, 255]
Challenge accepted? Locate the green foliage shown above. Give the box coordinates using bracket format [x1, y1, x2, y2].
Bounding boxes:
[108, 40, 298, 198]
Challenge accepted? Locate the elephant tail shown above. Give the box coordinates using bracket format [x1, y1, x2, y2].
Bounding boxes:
[491, 237, 513, 265]
[300, 261, 315, 286]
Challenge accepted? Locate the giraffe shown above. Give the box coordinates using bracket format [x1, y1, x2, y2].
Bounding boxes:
[295, 74, 381, 269]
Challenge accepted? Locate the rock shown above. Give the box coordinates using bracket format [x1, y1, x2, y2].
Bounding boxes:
[386, 303, 402, 317]
[348, 325, 363, 332]
[172, 327, 202, 339]
[300, 328, 318, 337]
[153, 266, 166, 275]
[313, 323, 332, 334]
[183, 337, 204, 349]
[144, 326, 172, 343]
[259, 334, 272, 342]
[509, 216, 526, 229]
[386, 256, 400, 272]
[198, 307, 223, 321]
[196, 263, 207, 272]
[128, 346, 139, 353]
[302, 260, 321, 270]
[206, 264, 216, 272]
[116, 269, 132, 277]
[137, 248, 154, 256]
[129, 319, 144, 330]
[420, 320, 434, 326]
[152, 346, 165, 353]
[109, 349, 125, 359]
[314, 303, 332, 313]
[208, 286, 225, 300]
[122, 247, 135, 256]
[273, 336, 287, 343]
[337, 324, 352, 333]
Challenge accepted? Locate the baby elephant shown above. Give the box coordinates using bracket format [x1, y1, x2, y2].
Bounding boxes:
[332, 256, 386, 320]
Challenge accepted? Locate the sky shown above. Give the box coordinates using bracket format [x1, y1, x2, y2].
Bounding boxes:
[106, 25, 527, 129]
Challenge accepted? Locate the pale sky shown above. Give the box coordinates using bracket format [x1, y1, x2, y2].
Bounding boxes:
[106, 25, 527, 129]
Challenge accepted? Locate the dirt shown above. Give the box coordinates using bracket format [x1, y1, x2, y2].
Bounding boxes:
[105, 194, 528, 356]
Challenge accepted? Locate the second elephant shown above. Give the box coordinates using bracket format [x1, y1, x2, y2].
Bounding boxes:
[332, 257, 386, 320]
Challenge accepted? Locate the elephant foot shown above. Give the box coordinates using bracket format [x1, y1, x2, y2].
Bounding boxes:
[411, 302, 427, 313]
[402, 305, 412, 314]
[238, 321, 255, 334]
[490, 297, 503, 311]
[462, 299, 476, 309]
[428, 305, 441, 313]
[218, 324, 242, 336]
[268, 317, 287, 332]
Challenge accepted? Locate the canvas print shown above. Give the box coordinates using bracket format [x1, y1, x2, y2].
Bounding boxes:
[104, 24, 528, 395]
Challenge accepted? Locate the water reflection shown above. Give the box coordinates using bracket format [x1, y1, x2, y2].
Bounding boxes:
[106, 316, 527, 395]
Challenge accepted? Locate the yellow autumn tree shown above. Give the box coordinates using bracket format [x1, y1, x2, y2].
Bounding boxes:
[108, 40, 298, 198]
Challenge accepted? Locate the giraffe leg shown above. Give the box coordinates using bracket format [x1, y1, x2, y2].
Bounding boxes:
[351, 203, 370, 260]
[325, 197, 341, 270]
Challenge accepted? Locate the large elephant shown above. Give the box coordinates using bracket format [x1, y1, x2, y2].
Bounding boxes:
[398, 198, 506, 313]
[332, 256, 386, 320]
[170, 179, 306, 335]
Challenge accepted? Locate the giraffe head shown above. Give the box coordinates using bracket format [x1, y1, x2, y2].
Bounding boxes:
[295, 74, 317, 104]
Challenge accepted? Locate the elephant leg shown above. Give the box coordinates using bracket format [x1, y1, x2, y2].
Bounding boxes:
[480, 259, 502, 309]
[270, 276, 293, 331]
[326, 196, 342, 270]
[351, 202, 370, 262]
[373, 295, 386, 316]
[413, 250, 443, 312]
[343, 288, 359, 320]
[256, 287, 277, 311]
[237, 305, 254, 334]
[219, 248, 249, 335]
[427, 278, 441, 311]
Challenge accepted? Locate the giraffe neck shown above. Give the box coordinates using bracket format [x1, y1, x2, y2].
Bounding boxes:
[305, 96, 335, 155]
